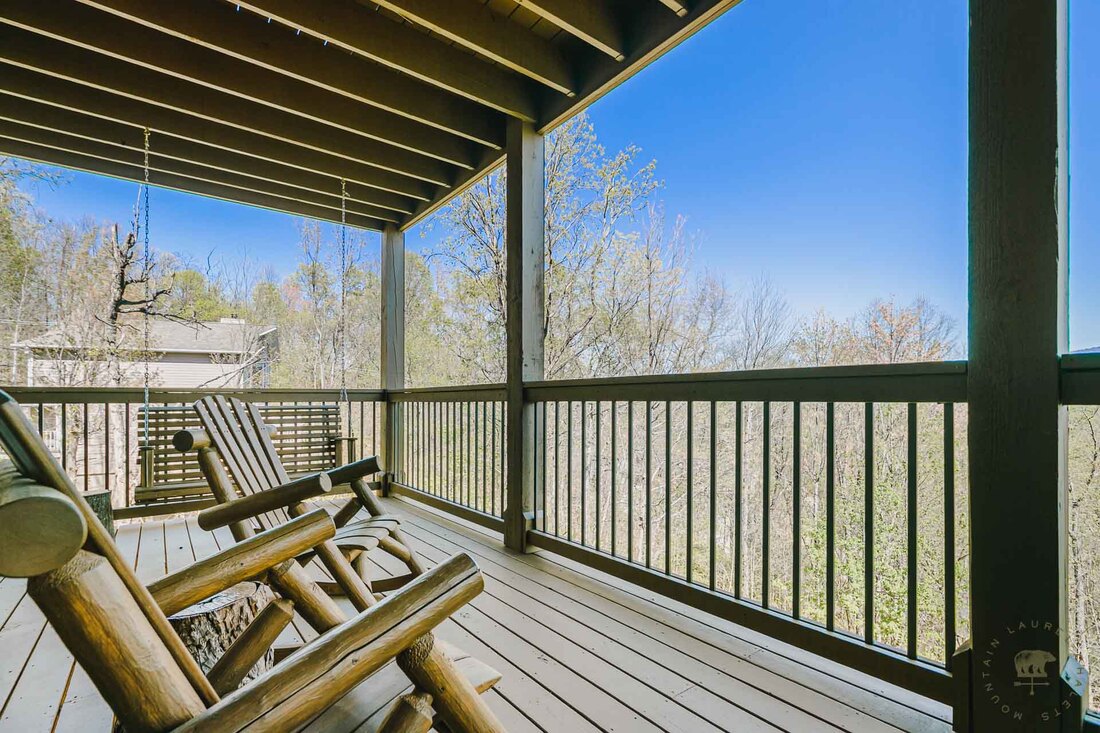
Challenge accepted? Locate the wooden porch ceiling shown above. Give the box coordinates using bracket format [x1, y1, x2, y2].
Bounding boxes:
[0, 0, 742, 231]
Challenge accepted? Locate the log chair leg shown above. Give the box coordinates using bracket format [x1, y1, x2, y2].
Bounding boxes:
[380, 532, 426, 577]
[379, 692, 435, 733]
[207, 598, 295, 695]
[396, 634, 506, 733]
[267, 560, 346, 632]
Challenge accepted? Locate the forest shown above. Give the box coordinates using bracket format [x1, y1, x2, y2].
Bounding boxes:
[0, 114, 1097, 707]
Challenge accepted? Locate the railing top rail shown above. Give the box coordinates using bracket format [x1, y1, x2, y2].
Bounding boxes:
[525, 360, 969, 403]
[388, 384, 507, 402]
[0, 386, 386, 404]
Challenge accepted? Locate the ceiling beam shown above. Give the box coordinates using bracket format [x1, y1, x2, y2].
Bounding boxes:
[0, 29, 460, 187]
[0, 120, 402, 222]
[73, 0, 506, 146]
[228, 0, 540, 121]
[656, 0, 691, 18]
[0, 0, 485, 166]
[0, 96, 416, 216]
[369, 0, 576, 97]
[0, 65, 433, 204]
[0, 66, 429, 205]
[514, 0, 626, 61]
[0, 137, 389, 230]
[540, 0, 745, 132]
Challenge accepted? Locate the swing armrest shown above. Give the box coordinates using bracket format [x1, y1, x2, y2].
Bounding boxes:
[325, 455, 381, 486]
[197, 472, 333, 531]
[149, 509, 335, 616]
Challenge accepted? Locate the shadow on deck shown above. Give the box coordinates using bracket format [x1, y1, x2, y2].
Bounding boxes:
[0, 495, 951, 732]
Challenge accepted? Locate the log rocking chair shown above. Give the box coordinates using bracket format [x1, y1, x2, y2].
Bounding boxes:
[174, 395, 424, 612]
[0, 389, 506, 732]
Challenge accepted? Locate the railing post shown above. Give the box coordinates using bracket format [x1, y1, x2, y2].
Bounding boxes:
[381, 223, 405, 496]
[964, 0, 1084, 730]
[504, 118, 545, 552]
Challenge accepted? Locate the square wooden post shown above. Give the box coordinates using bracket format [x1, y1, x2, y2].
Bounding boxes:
[381, 223, 405, 495]
[504, 118, 545, 552]
[964, 0, 1081, 729]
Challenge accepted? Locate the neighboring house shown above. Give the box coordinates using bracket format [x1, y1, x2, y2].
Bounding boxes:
[13, 318, 277, 388]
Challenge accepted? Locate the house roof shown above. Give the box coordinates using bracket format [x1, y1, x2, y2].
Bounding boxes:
[14, 319, 275, 355]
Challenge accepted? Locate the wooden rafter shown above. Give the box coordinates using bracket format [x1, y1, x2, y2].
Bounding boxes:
[0, 101, 415, 217]
[227, 0, 540, 121]
[514, 0, 626, 61]
[369, 0, 576, 96]
[0, 1, 486, 165]
[0, 29, 459, 186]
[0, 137, 389, 230]
[0, 66, 433, 204]
[72, 0, 505, 147]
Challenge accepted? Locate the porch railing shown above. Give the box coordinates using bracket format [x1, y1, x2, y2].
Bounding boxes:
[388, 384, 507, 531]
[0, 363, 972, 704]
[1, 386, 385, 518]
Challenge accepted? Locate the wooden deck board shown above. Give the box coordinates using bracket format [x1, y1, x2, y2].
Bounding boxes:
[0, 498, 952, 732]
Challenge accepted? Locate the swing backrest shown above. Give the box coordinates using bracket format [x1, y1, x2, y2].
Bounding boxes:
[0, 389, 216, 731]
[193, 395, 295, 530]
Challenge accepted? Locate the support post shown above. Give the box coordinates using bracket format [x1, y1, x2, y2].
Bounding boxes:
[964, 0, 1081, 730]
[504, 118, 545, 552]
[381, 223, 405, 496]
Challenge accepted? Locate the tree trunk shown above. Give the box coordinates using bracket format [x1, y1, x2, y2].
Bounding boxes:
[168, 582, 276, 689]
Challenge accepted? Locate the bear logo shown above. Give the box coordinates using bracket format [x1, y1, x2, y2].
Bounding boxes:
[1013, 649, 1057, 696]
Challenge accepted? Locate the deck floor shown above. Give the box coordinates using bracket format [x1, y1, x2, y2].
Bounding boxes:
[0, 495, 951, 732]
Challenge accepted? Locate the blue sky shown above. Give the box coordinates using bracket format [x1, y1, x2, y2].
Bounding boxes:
[16, 0, 1100, 350]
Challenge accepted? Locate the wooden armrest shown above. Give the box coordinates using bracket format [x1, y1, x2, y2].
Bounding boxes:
[197, 473, 333, 531]
[149, 509, 335, 616]
[325, 455, 381, 486]
[173, 553, 484, 733]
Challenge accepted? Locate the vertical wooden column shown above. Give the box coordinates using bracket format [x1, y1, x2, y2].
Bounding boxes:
[504, 118, 545, 552]
[381, 223, 405, 495]
[964, 0, 1078, 730]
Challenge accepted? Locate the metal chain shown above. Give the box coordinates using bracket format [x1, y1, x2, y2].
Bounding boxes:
[142, 127, 151, 447]
[339, 178, 349, 404]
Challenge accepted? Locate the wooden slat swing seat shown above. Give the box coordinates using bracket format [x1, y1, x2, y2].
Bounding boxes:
[174, 395, 425, 611]
[0, 389, 506, 733]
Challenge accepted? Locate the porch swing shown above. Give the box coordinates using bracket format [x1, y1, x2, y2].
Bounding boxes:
[132, 132, 358, 514]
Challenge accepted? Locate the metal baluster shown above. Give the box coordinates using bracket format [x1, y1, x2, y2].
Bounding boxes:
[83, 402, 89, 491]
[665, 401, 672, 575]
[595, 402, 602, 552]
[555, 401, 561, 537]
[793, 402, 801, 618]
[581, 401, 588, 547]
[734, 401, 742, 597]
[762, 401, 770, 606]
[627, 401, 634, 563]
[907, 402, 918, 659]
[611, 401, 618, 557]
[944, 403, 956, 661]
[567, 401, 574, 541]
[709, 401, 717, 592]
[645, 400, 652, 568]
[686, 402, 694, 584]
[826, 402, 836, 631]
[864, 402, 875, 645]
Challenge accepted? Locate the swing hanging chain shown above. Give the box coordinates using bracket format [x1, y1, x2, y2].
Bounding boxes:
[141, 127, 152, 448]
[339, 178, 349, 405]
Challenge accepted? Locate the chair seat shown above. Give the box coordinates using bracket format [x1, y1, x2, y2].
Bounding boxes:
[302, 641, 501, 732]
[332, 515, 402, 553]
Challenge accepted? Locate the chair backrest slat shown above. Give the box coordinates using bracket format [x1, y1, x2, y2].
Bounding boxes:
[194, 396, 291, 529]
[245, 401, 292, 485]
